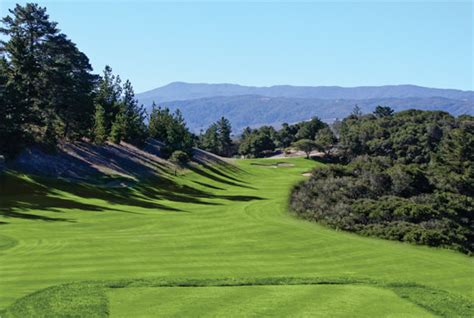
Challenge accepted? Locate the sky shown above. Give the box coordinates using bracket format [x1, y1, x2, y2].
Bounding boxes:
[1, 1, 473, 93]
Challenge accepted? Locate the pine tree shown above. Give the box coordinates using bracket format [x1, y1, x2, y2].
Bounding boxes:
[200, 123, 219, 154]
[0, 3, 58, 143]
[93, 105, 107, 144]
[0, 56, 24, 157]
[1, 3, 95, 147]
[149, 103, 172, 142]
[216, 117, 233, 156]
[109, 110, 127, 144]
[94, 65, 122, 136]
[120, 80, 147, 145]
[148, 106, 193, 158]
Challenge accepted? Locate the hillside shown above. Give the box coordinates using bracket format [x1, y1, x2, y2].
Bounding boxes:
[158, 95, 472, 132]
[138, 82, 474, 103]
[137, 83, 474, 132]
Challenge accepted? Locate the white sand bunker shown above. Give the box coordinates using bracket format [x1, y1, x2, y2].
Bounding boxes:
[251, 162, 295, 168]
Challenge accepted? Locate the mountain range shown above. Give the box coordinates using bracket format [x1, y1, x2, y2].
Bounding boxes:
[137, 82, 473, 133]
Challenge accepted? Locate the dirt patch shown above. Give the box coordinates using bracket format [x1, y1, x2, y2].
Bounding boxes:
[8, 139, 173, 181]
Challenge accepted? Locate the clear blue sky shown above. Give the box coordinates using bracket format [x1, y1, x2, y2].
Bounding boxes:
[2, 1, 473, 92]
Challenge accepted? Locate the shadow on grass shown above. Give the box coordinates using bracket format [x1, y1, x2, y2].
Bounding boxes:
[193, 180, 225, 190]
[188, 165, 254, 189]
[0, 173, 182, 223]
[0, 161, 265, 223]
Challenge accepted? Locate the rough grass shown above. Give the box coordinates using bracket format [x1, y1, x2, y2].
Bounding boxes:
[0, 157, 473, 317]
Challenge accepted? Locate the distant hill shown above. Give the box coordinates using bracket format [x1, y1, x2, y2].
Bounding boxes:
[155, 95, 471, 133]
[136, 83, 473, 132]
[138, 82, 474, 103]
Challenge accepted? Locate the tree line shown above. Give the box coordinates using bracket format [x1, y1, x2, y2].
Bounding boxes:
[290, 108, 473, 254]
[0, 3, 340, 163]
[198, 116, 337, 158]
[0, 3, 194, 161]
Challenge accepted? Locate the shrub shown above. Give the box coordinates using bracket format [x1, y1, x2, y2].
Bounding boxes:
[169, 150, 190, 167]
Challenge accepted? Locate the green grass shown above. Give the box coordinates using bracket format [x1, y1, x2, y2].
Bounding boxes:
[107, 285, 434, 318]
[0, 158, 473, 317]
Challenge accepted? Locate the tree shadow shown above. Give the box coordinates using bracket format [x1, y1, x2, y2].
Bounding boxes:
[220, 195, 265, 201]
[1, 144, 265, 223]
[188, 165, 254, 189]
[0, 210, 75, 223]
[0, 173, 182, 223]
[193, 181, 225, 190]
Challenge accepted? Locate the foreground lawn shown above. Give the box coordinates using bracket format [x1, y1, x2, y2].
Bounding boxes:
[0, 157, 472, 316]
[107, 285, 434, 317]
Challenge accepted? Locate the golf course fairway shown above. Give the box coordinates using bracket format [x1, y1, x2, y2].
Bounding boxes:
[0, 158, 472, 317]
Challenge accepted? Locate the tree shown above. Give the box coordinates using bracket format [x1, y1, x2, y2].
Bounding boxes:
[296, 117, 326, 140]
[277, 123, 296, 148]
[0, 3, 58, 141]
[109, 111, 127, 144]
[1, 3, 96, 145]
[238, 129, 275, 158]
[315, 127, 337, 156]
[92, 105, 107, 144]
[117, 80, 147, 145]
[148, 106, 193, 158]
[292, 139, 318, 159]
[200, 123, 219, 154]
[374, 105, 394, 118]
[169, 150, 190, 175]
[148, 103, 171, 142]
[94, 65, 122, 136]
[0, 3, 93, 150]
[216, 117, 233, 156]
[41, 33, 96, 140]
[351, 105, 363, 117]
[0, 56, 24, 157]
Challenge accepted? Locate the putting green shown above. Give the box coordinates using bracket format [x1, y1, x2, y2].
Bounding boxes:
[0, 158, 472, 316]
[107, 285, 434, 318]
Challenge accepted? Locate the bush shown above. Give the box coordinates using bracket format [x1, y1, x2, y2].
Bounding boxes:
[290, 154, 473, 254]
[169, 150, 190, 167]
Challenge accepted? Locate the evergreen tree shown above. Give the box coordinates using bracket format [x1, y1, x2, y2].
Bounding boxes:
[1, 3, 95, 148]
[109, 110, 127, 144]
[41, 33, 96, 140]
[0, 3, 57, 144]
[296, 117, 326, 140]
[374, 105, 394, 118]
[351, 104, 363, 117]
[314, 127, 337, 155]
[277, 123, 296, 148]
[148, 103, 172, 142]
[216, 117, 233, 156]
[148, 105, 193, 158]
[200, 123, 220, 154]
[238, 128, 275, 158]
[94, 65, 122, 136]
[93, 105, 107, 144]
[117, 80, 147, 145]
